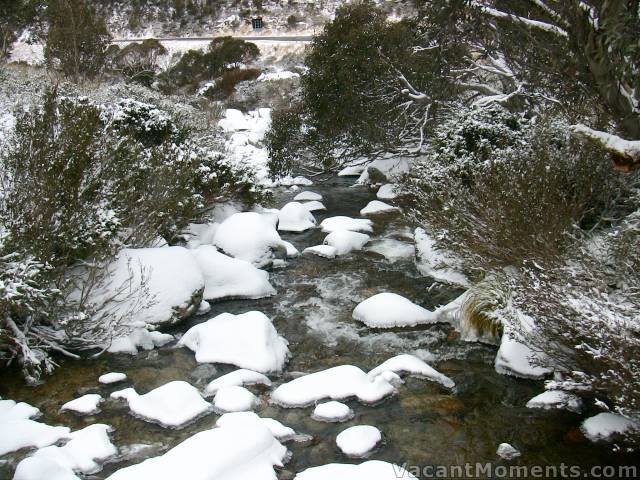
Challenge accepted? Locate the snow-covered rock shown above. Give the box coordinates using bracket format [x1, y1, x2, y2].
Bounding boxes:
[494, 317, 552, 380]
[107, 325, 173, 354]
[376, 184, 398, 200]
[295, 460, 417, 479]
[178, 311, 289, 373]
[357, 158, 411, 185]
[213, 386, 259, 413]
[365, 238, 415, 262]
[213, 212, 287, 268]
[320, 216, 373, 233]
[278, 202, 317, 232]
[414, 228, 469, 287]
[111, 381, 211, 428]
[277, 175, 313, 186]
[352, 292, 435, 328]
[204, 369, 272, 397]
[216, 412, 295, 441]
[294, 191, 322, 201]
[360, 201, 399, 216]
[312, 401, 354, 423]
[581, 413, 638, 442]
[283, 241, 300, 257]
[368, 354, 454, 389]
[338, 164, 366, 177]
[336, 425, 381, 457]
[183, 222, 218, 249]
[303, 245, 337, 259]
[12, 457, 79, 480]
[60, 394, 102, 415]
[496, 443, 521, 460]
[302, 200, 327, 212]
[192, 246, 276, 301]
[271, 365, 396, 408]
[324, 231, 370, 255]
[526, 390, 583, 413]
[99, 372, 127, 385]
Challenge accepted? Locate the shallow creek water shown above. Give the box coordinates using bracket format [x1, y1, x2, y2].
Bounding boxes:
[0, 177, 636, 478]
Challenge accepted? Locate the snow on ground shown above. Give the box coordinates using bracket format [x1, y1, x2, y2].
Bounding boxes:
[216, 412, 295, 441]
[107, 324, 173, 354]
[204, 369, 272, 397]
[0, 400, 70, 456]
[192, 245, 276, 301]
[581, 413, 638, 442]
[8, 31, 44, 65]
[324, 231, 370, 255]
[312, 401, 354, 423]
[278, 202, 317, 232]
[294, 191, 323, 201]
[526, 390, 583, 413]
[302, 200, 327, 212]
[320, 216, 373, 233]
[414, 228, 469, 287]
[111, 381, 211, 428]
[496, 443, 521, 460]
[257, 70, 300, 82]
[213, 386, 259, 413]
[178, 311, 289, 373]
[303, 245, 338, 259]
[99, 372, 127, 385]
[365, 238, 415, 262]
[106, 422, 287, 480]
[356, 158, 411, 185]
[368, 354, 455, 389]
[213, 212, 287, 267]
[360, 201, 400, 216]
[336, 425, 381, 457]
[295, 460, 417, 479]
[352, 292, 435, 328]
[376, 184, 398, 200]
[271, 365, 396, 408]
[60, 394, 103, 415]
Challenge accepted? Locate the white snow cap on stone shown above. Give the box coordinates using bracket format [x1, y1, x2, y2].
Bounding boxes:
[277, 175, 313, 186]
[283, 241, 300, 257]
[178, 311, 289, 373]
[302, 200, 327, 212]
[376, 184, 398, 200]
[360, 200, 399, 216]
[278, 202, 317, 232]
[581, 412, 638, 442]
[356, 157, 411, 185]
[294, 191, 323, 201]
[99, 372, 127, 385]
[295, 460, 417, 479]
[107, 326, 173, 354]
[271, 365, 396, 407]
[216, 412, 296, 440]
[303, 245, 338, 259]
[495, 319, 552, 380]
[312, 401, 354, 423]
[60, 394, 102, 415]
[204, 369, 272, 397]
[353, 292, 436, 328]
[324, 230, 370, 255]
[496, 443, 521, 460]
[338, 164, 366, 177]
[320, 216, 373, 233]
[13, 457, 80, 480]
[192, 245, 276, 301]
[336, 425, 382, 457]
[526, 390, 583, 413]
[366, 238, 415, 262]
[368, 354, 455, 389]
[111, 381, 211, 428]
[213, 386, 259, 413]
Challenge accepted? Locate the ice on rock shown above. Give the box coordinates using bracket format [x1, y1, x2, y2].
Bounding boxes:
[303, 245, 337, 259]
[360, 201, 400, 216]
[283, 241, 300, 257]
[324, 230, 370, 255]
[60, 394, 102, 415]
[581, 413, 638, 442]
[192, 245, 276, 301]
[111, 381, 211, 428]
[365, 238, 415, 262]
[213, 386, 259, 412]
[178, 311, 289, 373]
[312, 401, 354, 423]
[216, 412, 296, 440]
[496, 443, 521, 460]
[526, 390, 583, 413]
[414, 228, 469, 287]
[376, 184, 398, 200]
[213, 212, 287, 267]
[99, 372, 127, 385]
[302, 200, 327, 212]
[204, 369, 272, 397]
[106, 422, 287, 480]
[271, 365, 396, 408]
[336, 425, 381, 457]
[368, 354, 455, 389]
[278, 202, 317, 232]
[320, 216, 373, 233]
[294, 191, 323, 201]
[107, 325, 173, 354]
[295, 460, 417, 479]
[352, 292, 435, 328]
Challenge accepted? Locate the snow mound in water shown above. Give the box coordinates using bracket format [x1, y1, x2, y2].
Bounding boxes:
[320, 216, 373, 233]
[205, 369, 272, 397]
[414, 228, 469, 287]
[324, 231, 370, 255]
[338, 164, 366, 177]
[360, 201, 399, 216]
[496, 443, 521, 460]
[312, 401, 354, 423]
[107, 325, 173, 354]
[581, 412, 638, 442]
[216, 412, 296, 440]
[368, 354, 455, 389]
[295, 460, 417, 479]
[60, 394, 102, 415]
[192, 246, 276, 301]
[213, 212, 287, 267]
[526, 390, 583, 413]
[278, 202, 317, 232]
[111, 381, 211, 428]
[213, 386, 259, 413]
[271, 365, 396, 408]
[283, 240, 300, 257]
[105, 422, 287, 480]
[352, 292, 435, 328]
[303, 245, 337, 259]
[336, 425, 381, 457]
[365, 238, 415, 262]
[302, 200, 326, 212]
[495, 318, 552, 380]
[178, 311, 289, 373]
[376, 184, 398, 200]
[99, 372, 127, 384]
[294, 191, 322, 201]
[0, 399, 70, 456]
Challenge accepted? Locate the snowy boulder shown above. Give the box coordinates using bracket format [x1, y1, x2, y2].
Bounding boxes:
[278, 202, 317, 232]
[324, 231, 370, 256]
[277, 175, 313, 186]
[183, 222, 218, 249]
[111, 381, 211, 428]
[178, 311, 289, 373]
[526, 390, 583, 413]
[60, 394, 102, 415]
[366, 238, 415, 262]
[213, 386, 259, 413]
[213, 212, 287, 268]
[376, 184, 398, 200]
[338, 164, 366, 177]
[336, 425, 381, 457]
[302, 200, 327, 212]
[99, 372, 127, 385]
[216, 412, 296, 441]
[581, 413, 638, 442]
[13, 457, 79, 480]
[303, 245, 338, 259]
[107, 325, 173, 354]
[494, 320, 552, 380]
[204, 369, 272, 397]
[283, 241, 300, 257]
[320, 216, 373, 233]
[192, 246, 276, 301]
[414, 228, 469, 287]
[357, 158, 411, 185]
[352, 293, 435, 328]
[295, 460, 417, 479]
[368, 354, 455, 389]
[218, 109, 251, 132]
[312, 401, 354, 423]
[360, 200, 400, 216]
[496, 443, 521, 460]
[294, 191, 323, 201]
[271, 365, 396, 408]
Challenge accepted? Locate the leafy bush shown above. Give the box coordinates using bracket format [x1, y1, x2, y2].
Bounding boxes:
[110, 39, 168, 86]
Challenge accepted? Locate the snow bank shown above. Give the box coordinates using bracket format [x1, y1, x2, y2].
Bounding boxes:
[204, 369, 272, 397]
[376, 184, 398, 200]
[278, 202, 317, 232]
[526, 390, 583, 413]
[183, 222, 218, 249]
[414, 228, 469, 287]
[213, 386, 259, 413]
[365, 238, 415, 262]
[352, 293, 435, 328]
[360, 201, 400, 216]
[107, 325, 173, 354]
[320, 216, 373, 233]
[368, 354, 455, 389]
[312, 401, 354, 423]
[192, 246, 276, 301]
[111, 381, 211, 428]
[324, 231, 370, 255]
[294, 191, 323, 201]
[216, 412, 295, 441]
[496, 443, 520, 460]
[178, 311, 289, 373]
[336, 425, 381, 457]
[303, 245, 337, 259]
[60, 394, 102, 415]
[295, 460, 417, 479]
[581, 413, 638, 442]
[99, 372, 127, 385]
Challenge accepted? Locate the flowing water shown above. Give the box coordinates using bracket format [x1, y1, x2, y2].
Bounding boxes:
[0, 177, 636, 478]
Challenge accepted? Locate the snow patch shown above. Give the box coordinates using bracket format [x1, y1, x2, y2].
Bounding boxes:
[303, 245, 338, 259]
[312, 401, 354, 423]
[352, 293, 435, 329]
[360, 201, 400, 216]
[581, 413, 638, 442]
[99, 372, 127, 385]
[368, 354, 454, 389]
[295, 460, 417, 479]
[526, 390, 583, 413]
[60, 394, 103, 415]
[213, 386, 259, 413]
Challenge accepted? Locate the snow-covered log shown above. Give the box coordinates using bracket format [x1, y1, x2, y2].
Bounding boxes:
[570, 124, 640, 172]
